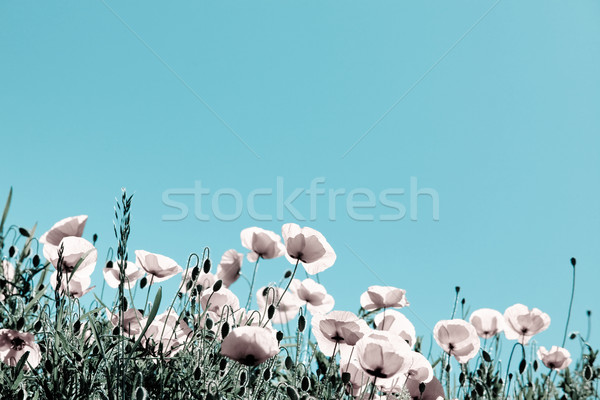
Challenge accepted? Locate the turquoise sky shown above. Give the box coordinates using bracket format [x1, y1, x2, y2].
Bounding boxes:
[1, 1, 599, 358]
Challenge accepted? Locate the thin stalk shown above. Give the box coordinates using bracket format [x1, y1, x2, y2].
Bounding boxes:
[275, 259, 299, 308]
[562, 259, 576, 347]
[245, 256, 261, 309]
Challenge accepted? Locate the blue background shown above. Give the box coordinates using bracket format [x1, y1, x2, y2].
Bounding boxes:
[1, 0, 599, 360]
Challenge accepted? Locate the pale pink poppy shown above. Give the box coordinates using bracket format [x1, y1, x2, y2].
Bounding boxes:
[216, 249, 243, 287]
[200, 287, 240, 317]
[469, 308, 505, 339]
[50, 272, 94, 298]
[0, 329, 41, 370]
[537, 346, 572, 370]
[240, 227, 285, 261]
[293, 278, 335, 314]
[406, 351, 434, 383]
[256, 286, 302, 324]
[340, 358, 374, 396]
[144, 310, 192, 356]
[374, 310, 416, 347]
[405, 376, 445, 400]
[433, 319, 480, 364]
[504, 304, 551, 345]
[40, 215, 87, 248]
[0, 260, 16, 302]
[355, 330, 412, 379]
[103, 261, 145, 289]
[220, 326, 279, 366]
[135, 250, 183, 282]
[311, 310, 370, 361]
[360, 286, 409, 311]
[46, 236, 97, 277]
[181, 269, 217, 294]
[281, 223, 336, 275]
[106, 308, 145, 336]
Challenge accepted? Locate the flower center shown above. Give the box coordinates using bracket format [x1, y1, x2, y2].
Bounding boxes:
[11, 337, 25, 351]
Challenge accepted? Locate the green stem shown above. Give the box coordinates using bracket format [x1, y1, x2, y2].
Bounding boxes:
[562, 262, 576, 347]
[245, 257, 261, 310]
[275, 259, 299, 308]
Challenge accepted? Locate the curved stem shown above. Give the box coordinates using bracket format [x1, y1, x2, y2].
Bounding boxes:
[561, 263, 576, 347]
[245, 257, 261, 310]
[275, 259, 299, 308]
[503, 342, 525, 399]
[142, 275, 155, 315]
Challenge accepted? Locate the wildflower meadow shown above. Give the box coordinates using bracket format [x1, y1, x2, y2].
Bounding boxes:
[0, 187, 597, 400]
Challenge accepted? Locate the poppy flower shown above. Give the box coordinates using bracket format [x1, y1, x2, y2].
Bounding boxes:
[281, 223, 336, 275]
[51, 273, 94, 298]
[106, 308, 145, 336]
[0, 329, 41, 370]
[240, 227, 285, 261]
[200, 287, 241, 317]
[537, 346, 572, 370]
[406, 351, 434, 383]
[360, 286, 409, 311]
[433, 319, 480, 364]
[103, 261, 145, 289]
[355, 330, 412, 379]
[469, 308, 505, 339]
[144, 310, 192, 357]
[220, 326, 279, 366]
[311, 310, 370, 361]
[216, 249, 243, 287]
[340, 358, 374, 396]
[405, 376, 445, 400]
[504, 304, 551, 345]
[374, 310, 416, 347]
[135, 250, 183, 283]
[46, 236, 97, 277]
[40, 215, 88, 255]
[256, 286, 302, 324]
[293, 278, 335, 314]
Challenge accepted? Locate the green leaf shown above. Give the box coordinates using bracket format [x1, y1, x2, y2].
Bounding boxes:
[127, 287, 162, 360]
[0, 187, 12, 234]
[11, 351, 29, 390]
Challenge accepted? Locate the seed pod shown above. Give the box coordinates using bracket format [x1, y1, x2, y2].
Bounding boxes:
[341, 372, 351, 384]
[298, 315, 306, 332]
[206, 318, 214, 330]
[219, 358, 227, 371]
[268, 305, 275, 320]
[419, 382, 426, 394]
[192, 266, 200, 281]
[194, 366, 202, 380]
[301, 376, 310, 391]
[285, 356, 293, 370]
[284, 270, 292, 279]
[519, 359, 526, 374]
[203, 259, 211, 273]
[140, 277, 148, 289]
[482, 350, 492, 362]
[32, 255, 40, 267]
[221, 322, 230, 338]
[73, 320, 81, 334]
[263, 368, 271, 381]
[213, 280, 222, 292]
[286, 386, 299, 400]
[239, 370, 247, 386]
[16, 317, 25, 330]
[276, 331, 283, 342]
